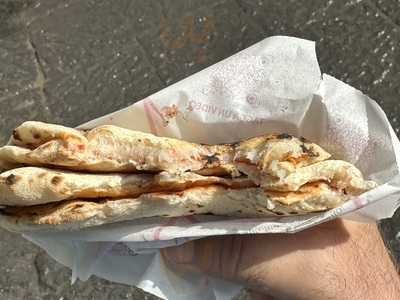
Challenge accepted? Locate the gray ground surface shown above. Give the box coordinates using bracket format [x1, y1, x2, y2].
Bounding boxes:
[0, 0, 399, 299]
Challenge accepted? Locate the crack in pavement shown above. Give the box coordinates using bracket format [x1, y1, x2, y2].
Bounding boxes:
[26, 33, 46, 99]
[32, 253, 43, 290]
[0, 31, 52, 109]
[33, 252, 55, 293]
[25, 29, 52, 119]
[0, 9, 53, 117]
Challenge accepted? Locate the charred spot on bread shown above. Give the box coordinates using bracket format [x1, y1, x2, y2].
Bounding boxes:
[12, 130, 21, 141]
[196, 204, 204, 208]
[276, 133, 292, 139]
[299, 136, 308, 143]
[300, 144, 318, 157]
[71, 203, 84, 210]
[238, 170, 247, 176]
[5, 174, 18, 185]
[202, 153, 219, 165]
[51, 175, 63, 185]
[234, 157, 252, 164]
[33, 133, 41, 139]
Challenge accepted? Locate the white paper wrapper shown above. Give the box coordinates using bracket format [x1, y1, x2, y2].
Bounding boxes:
[23, 36, 400, 300]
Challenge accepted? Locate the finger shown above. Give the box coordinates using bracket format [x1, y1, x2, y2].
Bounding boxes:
[162, 235, 246, 280]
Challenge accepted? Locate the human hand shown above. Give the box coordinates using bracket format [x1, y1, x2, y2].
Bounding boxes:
[161, 219, 400, 300]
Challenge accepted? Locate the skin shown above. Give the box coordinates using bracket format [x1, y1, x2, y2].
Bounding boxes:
[161, 220, 400, 300]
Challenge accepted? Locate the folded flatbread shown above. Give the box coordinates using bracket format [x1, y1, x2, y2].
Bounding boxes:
[0, 167, 254, 206]
[1, 121, 237, 175]
[0, 182, 351, 232]
[0, 122, 330, 178]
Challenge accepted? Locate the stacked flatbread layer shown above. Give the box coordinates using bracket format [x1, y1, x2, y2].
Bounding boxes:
[0, 121, 376, 231]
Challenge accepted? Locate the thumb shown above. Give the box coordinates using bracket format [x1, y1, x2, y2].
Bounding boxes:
[161, 236, 276, 298]
[161, 235, 246, 281]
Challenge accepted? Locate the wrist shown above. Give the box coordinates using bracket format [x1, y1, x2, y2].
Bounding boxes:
[294, 222, 400, 300]
[329, 222, 400, 300]
[234, 221, 400, 300]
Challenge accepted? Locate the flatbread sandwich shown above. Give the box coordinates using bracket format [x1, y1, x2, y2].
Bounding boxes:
[0, 121, 376, 231]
